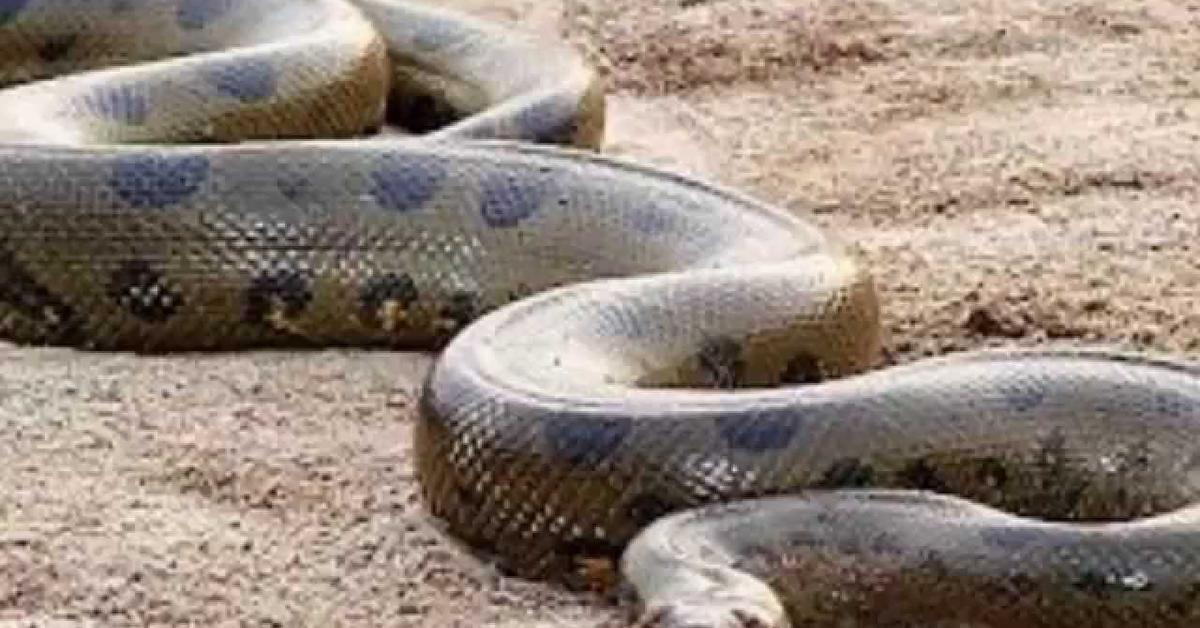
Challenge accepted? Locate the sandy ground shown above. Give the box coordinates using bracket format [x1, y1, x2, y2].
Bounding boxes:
[3, 0, 1199, 626]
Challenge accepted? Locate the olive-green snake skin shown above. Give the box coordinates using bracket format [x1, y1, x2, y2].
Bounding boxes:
[3, 2, 1200, 626]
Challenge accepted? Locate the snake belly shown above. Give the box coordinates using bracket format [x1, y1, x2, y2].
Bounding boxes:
[2, 2, 1200, 627]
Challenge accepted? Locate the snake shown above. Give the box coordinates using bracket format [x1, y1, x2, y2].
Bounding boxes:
[2, 1, 1200, 626]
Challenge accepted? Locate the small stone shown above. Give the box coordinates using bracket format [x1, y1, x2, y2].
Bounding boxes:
[964, 305, 1025, 338]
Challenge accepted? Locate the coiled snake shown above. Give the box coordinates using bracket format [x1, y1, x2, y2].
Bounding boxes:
[2, 1, 1200, 626]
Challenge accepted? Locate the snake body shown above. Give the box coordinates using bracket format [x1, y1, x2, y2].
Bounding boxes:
[2, 2, 1200, 627]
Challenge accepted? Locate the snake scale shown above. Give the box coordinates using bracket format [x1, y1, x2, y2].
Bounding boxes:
[2, 1, 1200, 626]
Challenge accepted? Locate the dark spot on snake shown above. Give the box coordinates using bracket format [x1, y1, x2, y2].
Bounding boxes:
[717, 409, 798, 452]
[916, 551, 952, 578]
[243, 267, 313, 326]
[204, 58, 277, 103]
[177, 0, 234, 29]
[543, 415, 632, 466]
[440, 289, 481, 332]
[979, 527, 1041, 551]
[627, 208, 676, 236]
[768, 529, 822, 559]
[276, 175, 310, 201]
[106, 260, 182, 323]
[867, 530, 906, 555]
[697, 336, 745, 389]
[37, 33, 78, 63]
[368, 154, 446, 212]
[0, 247, 81, 343]
[1153, 389, 1190, 418]
[1121, 439, 1154, 470]
[624, 493, 678, 526]
[1072, 571, 1118, 599]
[896, 457, 950, 492]
[81, 83, 150, 125]
[110, 153, 209, 208]
[1004, 573, 1041, 597]
[781, 352, 825, 384]
[0, 0, 29, 25]
[816, 458, 876, 488]
[479, 170, 550, 228]
[111, 0, 134, 12]
[357, 272, 419, 329]
[1035, 428, 1068, 472]
[516, 99, 578, 145]
[999, 380, 1047, 411]
[975, 456, 1009, 489]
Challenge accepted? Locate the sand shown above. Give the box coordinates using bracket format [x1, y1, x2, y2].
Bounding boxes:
[2, 0, 1198, 626]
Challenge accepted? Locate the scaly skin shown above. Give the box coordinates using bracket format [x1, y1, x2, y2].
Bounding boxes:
[1, 2, 1198, 627]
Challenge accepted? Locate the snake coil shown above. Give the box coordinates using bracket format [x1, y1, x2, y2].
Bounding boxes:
[2, 2, 1200, 626]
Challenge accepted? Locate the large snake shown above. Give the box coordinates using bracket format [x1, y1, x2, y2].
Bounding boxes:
[2, 2, 1200, 627]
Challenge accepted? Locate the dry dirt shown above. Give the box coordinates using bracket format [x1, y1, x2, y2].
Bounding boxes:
[3, 0, 1199, 626]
